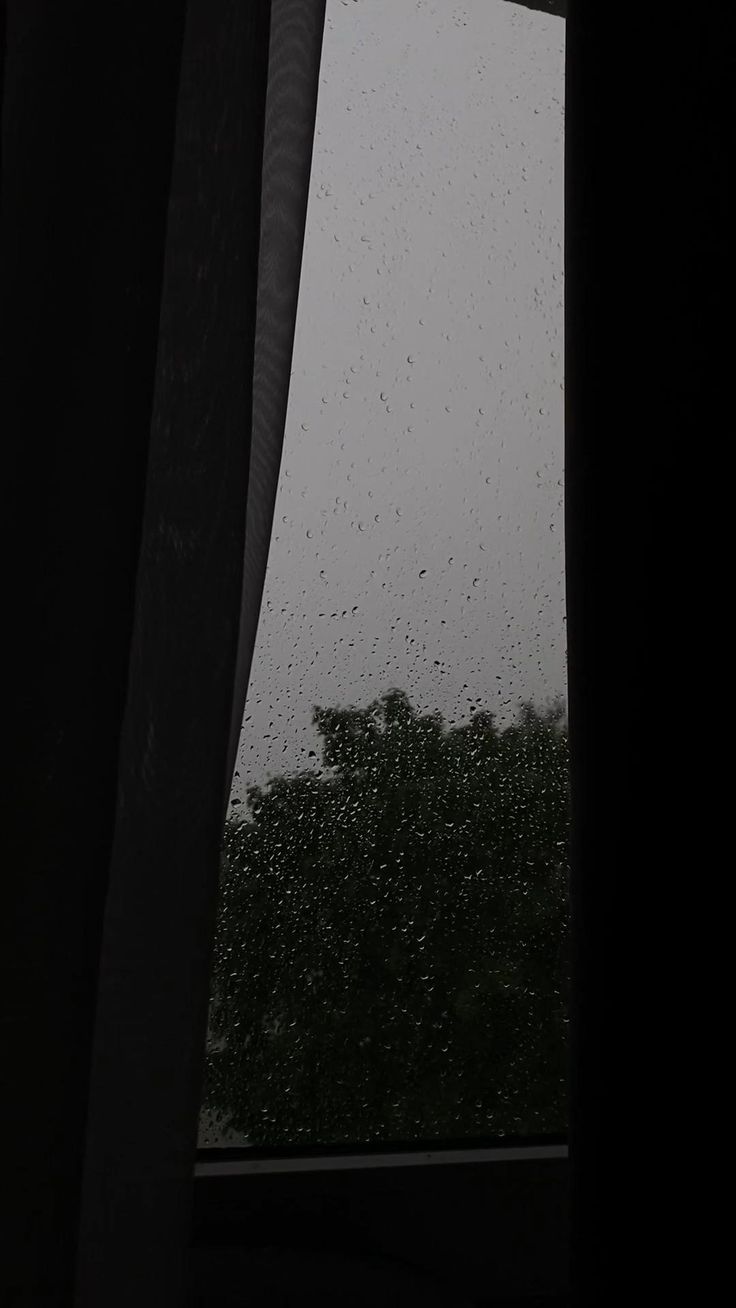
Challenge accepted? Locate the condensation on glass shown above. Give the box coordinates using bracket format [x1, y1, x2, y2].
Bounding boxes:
[199, 0, 567, 1150]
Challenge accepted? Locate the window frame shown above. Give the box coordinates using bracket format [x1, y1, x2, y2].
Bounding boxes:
[191, 1, 572, 1302]
[191, 1144, 569, 1305]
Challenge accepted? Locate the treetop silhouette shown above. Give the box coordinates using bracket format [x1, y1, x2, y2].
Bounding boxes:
[203, 689, 569, 1147]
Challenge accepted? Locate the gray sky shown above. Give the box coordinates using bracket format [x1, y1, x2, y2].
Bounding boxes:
[229, 0, 565, 812]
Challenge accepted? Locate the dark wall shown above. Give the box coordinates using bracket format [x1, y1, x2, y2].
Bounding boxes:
[190, 1155, 569, 1306]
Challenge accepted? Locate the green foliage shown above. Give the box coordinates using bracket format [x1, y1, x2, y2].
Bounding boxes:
[203, 690, 570, 1146]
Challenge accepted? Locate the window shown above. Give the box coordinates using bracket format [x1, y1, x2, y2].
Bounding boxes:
[199, 0, 567, 1156]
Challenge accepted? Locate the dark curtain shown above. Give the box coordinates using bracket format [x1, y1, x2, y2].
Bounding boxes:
[1, 2, 325, 1305]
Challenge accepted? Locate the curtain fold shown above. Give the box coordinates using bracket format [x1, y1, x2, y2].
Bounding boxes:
[75, 3, 325, 1305]
[224, 0, 328, 825]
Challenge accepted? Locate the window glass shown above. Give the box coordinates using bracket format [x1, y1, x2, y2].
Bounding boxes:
[200, 0, 566, 1150]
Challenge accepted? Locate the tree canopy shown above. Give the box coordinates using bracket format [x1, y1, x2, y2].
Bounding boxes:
[203, 689, 570, 1147]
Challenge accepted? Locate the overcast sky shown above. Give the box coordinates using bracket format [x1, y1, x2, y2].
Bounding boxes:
[228, 0, 565, 813]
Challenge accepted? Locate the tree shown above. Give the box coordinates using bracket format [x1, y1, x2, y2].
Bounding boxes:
[203, 690, 570, 1147]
